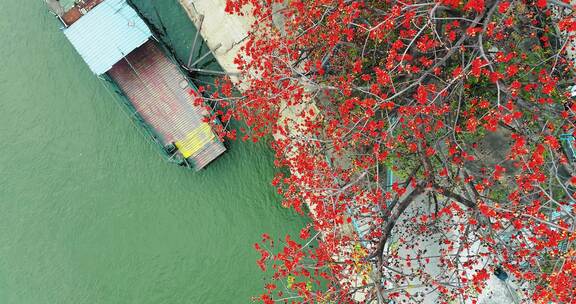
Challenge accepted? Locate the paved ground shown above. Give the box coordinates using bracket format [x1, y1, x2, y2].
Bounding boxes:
[384, 193, 524, 304]
[479, 276, 521, 304]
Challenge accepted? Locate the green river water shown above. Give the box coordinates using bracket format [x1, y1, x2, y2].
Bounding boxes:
[0, 1, 304, 303]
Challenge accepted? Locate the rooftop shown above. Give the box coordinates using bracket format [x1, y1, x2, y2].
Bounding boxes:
[63, 0, 152, 75]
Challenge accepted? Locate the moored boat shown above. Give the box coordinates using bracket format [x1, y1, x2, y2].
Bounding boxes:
[45, 0, 226, 170]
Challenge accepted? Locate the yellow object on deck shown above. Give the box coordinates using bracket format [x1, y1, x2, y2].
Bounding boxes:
[175, 123, 215, 158]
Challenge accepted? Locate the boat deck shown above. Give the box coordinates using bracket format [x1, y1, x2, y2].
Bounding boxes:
[62, 0, 104, 26]
[108, 41, 226, 170]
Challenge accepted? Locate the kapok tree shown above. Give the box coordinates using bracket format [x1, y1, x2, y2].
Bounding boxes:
[208, 0, 576, 303]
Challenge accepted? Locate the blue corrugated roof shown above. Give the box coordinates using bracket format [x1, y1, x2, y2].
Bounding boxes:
[63, 0, 152, 75]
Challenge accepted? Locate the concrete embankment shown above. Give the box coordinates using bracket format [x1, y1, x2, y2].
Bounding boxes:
[178, 0, 369, 300]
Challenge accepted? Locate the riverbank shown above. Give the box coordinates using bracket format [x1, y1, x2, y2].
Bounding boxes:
[178, 0, 372, 300]
[176, 2, 533, 303]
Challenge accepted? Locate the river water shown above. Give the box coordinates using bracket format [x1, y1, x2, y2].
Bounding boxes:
[0, 1, 304, 303]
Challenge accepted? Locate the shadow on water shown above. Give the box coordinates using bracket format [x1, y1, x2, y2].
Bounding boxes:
[129, 0, 223, 91]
